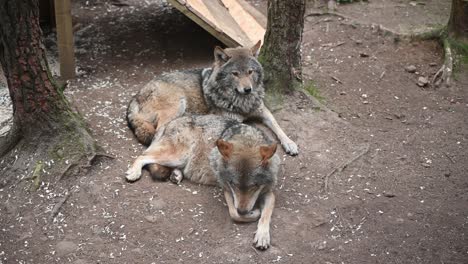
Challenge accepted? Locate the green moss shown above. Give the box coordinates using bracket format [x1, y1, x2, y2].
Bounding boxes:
[303, 80, 324, 103]
[30, 161, 43, 191]
[264, 89, 284, 111]
[448, 37, 468, 65]
[419, 26, 446, 40]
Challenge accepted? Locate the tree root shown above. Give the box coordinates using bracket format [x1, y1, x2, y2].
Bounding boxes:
[306, 11, 444, 41]
[432, 38, 453, 87]
[306, 10, 454, 88]
[323, 144, 370, 192]
[48, 190, 71, 222]
[298, 89, 348, 125]
[57, 151, 114, 182]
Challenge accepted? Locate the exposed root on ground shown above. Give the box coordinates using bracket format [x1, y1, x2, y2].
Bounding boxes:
[298, 89, 348, 125]
[48, 190, 71, 222]
[0, 122, 99, 189]
[306, 11, 455, 88]
[323, 144, 369, 192]
[305, 10, 444, 41]
[432, 38, 453, 87]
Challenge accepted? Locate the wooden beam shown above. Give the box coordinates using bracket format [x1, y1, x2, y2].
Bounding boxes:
[167, 0, 266, 48]
[54, 0, 75, 79]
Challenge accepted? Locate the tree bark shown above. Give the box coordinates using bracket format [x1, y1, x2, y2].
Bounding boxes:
[448, 0, 468, 40]
[0, 0, 73, 139]
[0, 0, 95, 179]
[259, 0, 306, 94]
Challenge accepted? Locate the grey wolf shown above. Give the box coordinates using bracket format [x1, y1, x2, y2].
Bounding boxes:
[125, 115, 279, 250]
[126, 41, 298, 158]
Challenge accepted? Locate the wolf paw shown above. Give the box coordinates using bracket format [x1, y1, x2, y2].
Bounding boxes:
[126, 168, 142, 182]
[282, 139, 299, 156]
[253, 228, 270, 250]
[169, 169, 183, 185]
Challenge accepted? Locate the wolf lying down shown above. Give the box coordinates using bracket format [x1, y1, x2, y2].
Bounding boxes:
[126, 115, 279, 250]
[126, 41, 298, 158]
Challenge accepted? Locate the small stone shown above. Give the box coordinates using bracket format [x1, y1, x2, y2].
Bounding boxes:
[354, 39, 363, 45]
[317, 241, 327, 250]
[429, 62, 438, 67]
[362, 100, 369, 104]
[359, 52, 369, 58]
[396, 218, 404, 224]
[149, 198, 166, 210]
[339, 91, 347, 95]
[417, 77, 429, 87]
[444, 172, 451, 177]
[405, 65, 417, 73]
[383, 192, 396, 198]
[56, 241, 77, 257]
[145, 215, 158, 223]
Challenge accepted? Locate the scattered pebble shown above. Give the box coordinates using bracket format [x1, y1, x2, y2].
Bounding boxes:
[417, 77, 429, 87]
[405, 65, 417, 73]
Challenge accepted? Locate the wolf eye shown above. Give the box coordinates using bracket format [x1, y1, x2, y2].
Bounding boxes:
[232, 71, 239, 77]
[248, 69, 253, 75]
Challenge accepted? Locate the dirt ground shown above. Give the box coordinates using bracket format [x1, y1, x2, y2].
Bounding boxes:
[1, 0, 467, 263]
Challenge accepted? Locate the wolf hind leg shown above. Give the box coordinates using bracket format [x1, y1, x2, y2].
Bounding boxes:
[147, 164, 172, 181]
[169, 169, 184, 185]
[132, 112, 159, 146]
[126, 143, 187, 182]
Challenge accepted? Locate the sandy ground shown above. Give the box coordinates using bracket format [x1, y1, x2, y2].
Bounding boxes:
[1, 0, 467, 263]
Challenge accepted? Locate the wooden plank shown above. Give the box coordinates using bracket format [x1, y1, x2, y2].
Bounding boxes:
[54, 0, 75, 79]
[169, 0, 238, 47]
[221, 0, 265, 46]
[203, 0, 251, 46]
[168, 0, 266, 48]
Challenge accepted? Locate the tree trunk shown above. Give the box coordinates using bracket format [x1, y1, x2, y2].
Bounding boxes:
[0, 0, 96, 181]
[448, 0, 468, 40]
[259, 0, 306, 94]
[0, 0, 70, 137]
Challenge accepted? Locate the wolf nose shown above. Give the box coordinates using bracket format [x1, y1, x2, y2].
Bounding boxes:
[237, 208, 249, 215]
[244, 87, 252, 94]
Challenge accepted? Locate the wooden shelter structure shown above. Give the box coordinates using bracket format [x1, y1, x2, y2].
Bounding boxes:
[42, 0, 267, 80]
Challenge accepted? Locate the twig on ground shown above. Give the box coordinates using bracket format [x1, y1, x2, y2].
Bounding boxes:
[49, 191, 71, 222]
[444, 152, 456, 164]
[331, 75, 343, 84]
[323, 144, 370, 192]
[432, 38, 453, 87]
[379, 71, 386, 81]
[321, 41, 346, 48]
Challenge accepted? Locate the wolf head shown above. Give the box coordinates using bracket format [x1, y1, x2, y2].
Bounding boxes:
[210, 124, 279, 216]
[203, 41, 265, 115]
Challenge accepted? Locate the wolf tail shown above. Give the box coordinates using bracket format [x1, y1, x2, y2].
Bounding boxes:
[126, 97, 158, 146]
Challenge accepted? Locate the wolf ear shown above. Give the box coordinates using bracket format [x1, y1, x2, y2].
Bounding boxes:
[259, 143, 277, 166]
[214, 46, 230, 63]
[250, 40, 262, 57]
[216, 139, 234, 160]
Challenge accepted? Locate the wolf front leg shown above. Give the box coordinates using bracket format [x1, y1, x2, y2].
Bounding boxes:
[259, 105, 298, 156]
[126, 155, 158, 182]
[224, 189, 260, 222]
[254, 191, 275, 250]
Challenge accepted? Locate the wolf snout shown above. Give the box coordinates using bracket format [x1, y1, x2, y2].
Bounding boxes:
[243, 87, 252, 94]
[237, 208, 250, 216]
